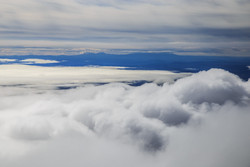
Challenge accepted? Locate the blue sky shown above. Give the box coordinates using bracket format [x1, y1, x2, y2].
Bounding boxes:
[1, 0, 250, 56]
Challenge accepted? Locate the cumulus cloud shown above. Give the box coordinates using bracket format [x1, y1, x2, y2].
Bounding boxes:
[171, 69, 249, 104]
[0, 68, 250, 167]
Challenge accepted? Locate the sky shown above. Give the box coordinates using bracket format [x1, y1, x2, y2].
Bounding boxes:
[1, 0, 250, 56]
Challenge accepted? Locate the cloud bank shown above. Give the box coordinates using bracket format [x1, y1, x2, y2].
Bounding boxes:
[0, 64, 189, 88]
[0, 69, 250, 167]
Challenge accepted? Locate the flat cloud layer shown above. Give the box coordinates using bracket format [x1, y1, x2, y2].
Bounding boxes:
[1, 0, 250, 56]
[0, 64, 189, 89]
[20, 59, 60, 64]
[0, 58, 17, 62]
[0, 68, 250, 167]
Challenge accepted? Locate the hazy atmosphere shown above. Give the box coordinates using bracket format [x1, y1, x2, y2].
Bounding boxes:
[0, 0, 250, 167]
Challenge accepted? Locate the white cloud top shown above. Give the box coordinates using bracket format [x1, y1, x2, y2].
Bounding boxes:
[0, 68, 250, 167]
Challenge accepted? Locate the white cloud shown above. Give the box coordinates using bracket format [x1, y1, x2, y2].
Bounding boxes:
[0, 68, 250, 167]
[0, 58, 17, 62]
[170, 69, 248, 104]
[0, 48, 104, 56]
[20, 59, 59, 64]
[0, 64, 190, 88]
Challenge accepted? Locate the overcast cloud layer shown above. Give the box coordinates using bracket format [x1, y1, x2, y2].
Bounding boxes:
[1, 0, 250, 56]
[0, 69, 250, 167]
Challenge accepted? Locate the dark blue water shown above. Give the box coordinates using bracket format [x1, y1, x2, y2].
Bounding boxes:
[1, 52, 250, 80]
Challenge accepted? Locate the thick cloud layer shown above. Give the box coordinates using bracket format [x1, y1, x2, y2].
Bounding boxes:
[0, 69, 250, 167]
